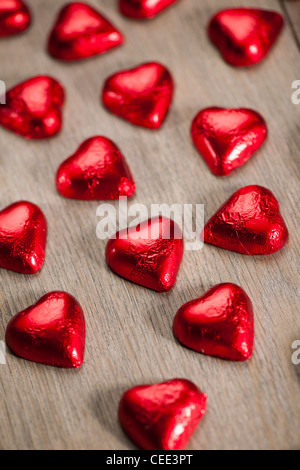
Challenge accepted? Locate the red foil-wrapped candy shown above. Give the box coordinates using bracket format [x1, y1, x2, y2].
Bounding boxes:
[173, 283, 254, 361]
[119, 379, 207, 450]
[0, 201, 47, 274]
[0, 0, 31, 38]
[208, 8, 284, 66]
[102, 62, 174, 129]
[191, 107, 267, 176]
[5, 292, 86, 368]
[106, 216, 183, 292]
[119, 0, 179, 19]
[0, 75, 65, 139]
[48, 2, 124, 61]
[204, 185, 289, 255]
[56, 136, 136, 200]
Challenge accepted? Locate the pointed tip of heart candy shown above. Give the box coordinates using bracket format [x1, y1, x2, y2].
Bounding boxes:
[47, 2, 124, 61]
[22, 252, 45, 275]
[203, 185, 289, 256]
[118, 378, 207, 450]
[173, 283, 254, 361]
[117, 177, 136, 198]
[0, 200, 47, 274]
[208, 8, 284, 67]
[5, 291, 86, 368]
[0, 1, 32, 38]
[59, 345, 85, 369]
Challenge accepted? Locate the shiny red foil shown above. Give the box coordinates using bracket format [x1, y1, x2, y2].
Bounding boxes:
[0, 201, 47, 274]
[173, 283, 254, 361]
[208, 8, 284, 66]
[0, 75, 65, 139]
[119, 379, 207, 450]
[5, 292, 86, 368]
[0, 0, 31, 37]
[119, 0, 179, 19]
[102, 62, 174, 129]
[204, 185, 289, 255]
[191, 107, 267, 176]
[48, 2, 124, 61]
[56, 136, 136, 200]
[106, 216, 183, 292]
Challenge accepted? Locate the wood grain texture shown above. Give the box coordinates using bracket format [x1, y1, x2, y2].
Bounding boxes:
[282, 0, 300, 48]
[0, 0, 299, 450]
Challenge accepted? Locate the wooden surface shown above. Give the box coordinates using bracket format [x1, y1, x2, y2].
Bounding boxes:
[0, 0, 299, 450]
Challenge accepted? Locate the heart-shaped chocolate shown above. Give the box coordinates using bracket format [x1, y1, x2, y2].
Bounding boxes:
[204, 185, 289, 255]
[5, 292, 86, 368]
[119, 379, 207, 450]
[208, 8, 284, 66]
[48, 2, 124, 61]
[106, 216, 183, 292]
[0, 201, 47, 274]
[173, 283, 254, 361]
[0, 75, 65, 139]
[56, 136, 136, 200]
[191, 107, 267, 176]
[119, 0, 179, 19]
[102, 62, 174, 129]
[0, 0, 31, 37]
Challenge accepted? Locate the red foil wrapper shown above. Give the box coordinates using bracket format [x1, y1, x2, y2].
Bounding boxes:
[191, 107, 267, 176]
[106, 216, 183, 292]
[0, 0, 31, 37]
[119, 0, 179, 19]
[204, 185, 289, 255]
[119, 379, 207, 450]
[0, 75, 65, 139]
[208, 8, 284, 67]
[48, 2, 124, 61]
[6, 292, 86, 368]
[102, 62, 174, 129]
[173, 283, 254, 361]
[0, 201, 47, 274]
[56, 136, 136, 200]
